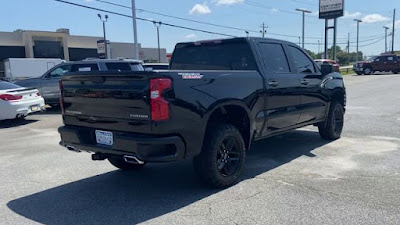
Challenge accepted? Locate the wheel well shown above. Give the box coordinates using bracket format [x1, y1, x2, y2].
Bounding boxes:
[205, 105, 251, 150]
[332, 90, 345, 107]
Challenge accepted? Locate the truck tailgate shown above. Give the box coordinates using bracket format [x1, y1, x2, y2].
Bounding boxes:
[61, 72, 152, 133]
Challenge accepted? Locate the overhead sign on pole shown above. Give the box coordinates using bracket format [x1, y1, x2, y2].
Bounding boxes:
[319, 0, 344, 19]
[97, 40, 110, 59]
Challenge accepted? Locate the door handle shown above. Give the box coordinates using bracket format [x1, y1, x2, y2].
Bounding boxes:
[268, 80, 279, 87]
[301, 80, 309, 85]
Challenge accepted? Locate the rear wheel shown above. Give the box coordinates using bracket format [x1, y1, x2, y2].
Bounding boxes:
[193, 124, 246, 188]
[393, 70, 398, 74]
[318, 101, 344, 140]
[356, 72, 363, 75]
[108, 157, 146, 171]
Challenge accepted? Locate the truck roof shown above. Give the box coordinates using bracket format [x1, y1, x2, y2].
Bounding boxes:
[176, 37, 296, 47]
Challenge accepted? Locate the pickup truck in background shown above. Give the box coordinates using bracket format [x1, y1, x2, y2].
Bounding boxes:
[58, 38, 346, 188]
[353, 54, 400, 75]
[15, 59, 144, 105]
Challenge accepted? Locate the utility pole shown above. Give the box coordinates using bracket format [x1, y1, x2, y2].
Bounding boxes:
[260, 23, 267, 38]
[296, 8, 312, 49]
[324, 20, 328, 59]
[298, 37, 301, 46]
[392, 9, 396, 53]
[354, 19, 362, 61]
[98, 14, 109, 59]
[131, 0, 139, 60]
[333, 18, 338, 61]
[318, 40, 321, 54]
[347, 33, 350, 54]
[383, 26, 389, 53]
[347, 33, 350, 64]
[153, 21, 162, 63]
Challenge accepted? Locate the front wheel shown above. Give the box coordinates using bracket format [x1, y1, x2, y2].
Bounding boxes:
[193, 124, 246, 188]
[108, 157, 146, 171]
[363, 67, 373, 75]
[318, 102, 344, 140]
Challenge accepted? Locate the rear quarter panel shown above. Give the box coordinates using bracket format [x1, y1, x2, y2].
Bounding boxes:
[156, 70, 265, 157]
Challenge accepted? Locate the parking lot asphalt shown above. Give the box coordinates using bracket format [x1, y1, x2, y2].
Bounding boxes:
[1, 74, 400, 225]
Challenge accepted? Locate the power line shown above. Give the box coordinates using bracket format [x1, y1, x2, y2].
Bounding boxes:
[52, 0, 393, 48]
[359, 37, 386, 47]
[93, 0, 383, 41]
[52, 0, 236, 38]
[93, 0, 261, 34]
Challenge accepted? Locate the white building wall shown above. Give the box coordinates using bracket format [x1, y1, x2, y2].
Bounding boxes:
[0, 30, 168, 62]
[0, 32, 23, 46]
[68, 35, 102, 48]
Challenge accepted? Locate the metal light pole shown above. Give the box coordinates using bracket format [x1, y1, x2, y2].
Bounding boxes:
[354, 19, 362, 61]
[153, 21, 162, 63]
[98, 14, 109, 59]
[383, 26, 389, 53]
[296, 8, 312, 49]
[392, 9, 396, 53]
[131, 0, 139, 60]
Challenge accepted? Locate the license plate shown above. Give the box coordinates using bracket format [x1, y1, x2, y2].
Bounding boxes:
[95, 130, 113, 146]
[31, 105, 40, 112]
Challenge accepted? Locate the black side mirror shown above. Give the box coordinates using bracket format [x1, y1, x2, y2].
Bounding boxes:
[320, 64, 334, 76]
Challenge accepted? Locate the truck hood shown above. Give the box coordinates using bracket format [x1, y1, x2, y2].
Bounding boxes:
[14, 77, 41, 87]
[356, 61, 371, 64]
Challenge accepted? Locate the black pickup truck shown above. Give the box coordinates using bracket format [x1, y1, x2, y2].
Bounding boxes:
[59, 38, 346, 188]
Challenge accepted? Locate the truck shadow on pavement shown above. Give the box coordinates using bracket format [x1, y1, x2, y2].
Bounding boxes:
[0, 118, 38, 129]
[7, 129, 331, 225]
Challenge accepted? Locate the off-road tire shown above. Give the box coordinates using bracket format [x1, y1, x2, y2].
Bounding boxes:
[193, 124, 246, 188]
[318, 101, 344, 140]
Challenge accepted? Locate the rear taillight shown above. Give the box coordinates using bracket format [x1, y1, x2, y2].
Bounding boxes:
[59, 80, 65, 114]
[0, 94, 23, 101]
[150, 78, 171, 122]
[36, 92, 41, 97]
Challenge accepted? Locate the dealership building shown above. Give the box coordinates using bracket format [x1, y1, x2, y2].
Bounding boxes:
[0, 29, 167, 74]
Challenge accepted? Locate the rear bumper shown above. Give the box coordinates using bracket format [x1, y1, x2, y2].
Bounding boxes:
[58, 126, 186, 163]
[0, 98, 45, 120]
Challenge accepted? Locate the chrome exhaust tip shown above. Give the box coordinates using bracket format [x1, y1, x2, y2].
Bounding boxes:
[66, 145, 81, 153]
[123, 155, 145, 165]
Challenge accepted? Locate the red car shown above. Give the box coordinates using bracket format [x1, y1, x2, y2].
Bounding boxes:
[315, 59, 340, 73]
[353, 54, 400, 75]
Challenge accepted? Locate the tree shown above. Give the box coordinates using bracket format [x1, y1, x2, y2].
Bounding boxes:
[305, 46, 364, 65]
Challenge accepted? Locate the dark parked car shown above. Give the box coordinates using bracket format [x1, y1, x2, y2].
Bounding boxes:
[58, 38, 346, 188]
[14, 59, 144, 105]
[353, 54, 400, 75]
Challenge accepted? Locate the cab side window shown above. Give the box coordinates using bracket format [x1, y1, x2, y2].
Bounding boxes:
[288, 46, 316, 74]
[258, 43, 290, 73]
[49, 65, 71, 78]
[379, 56, 387, 62]
[70, 64, 99, 72]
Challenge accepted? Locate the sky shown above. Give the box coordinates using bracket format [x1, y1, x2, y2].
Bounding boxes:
[1, 0, 399, 56]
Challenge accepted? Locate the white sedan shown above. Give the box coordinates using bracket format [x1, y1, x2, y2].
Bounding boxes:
[0, 81, 45, 120]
